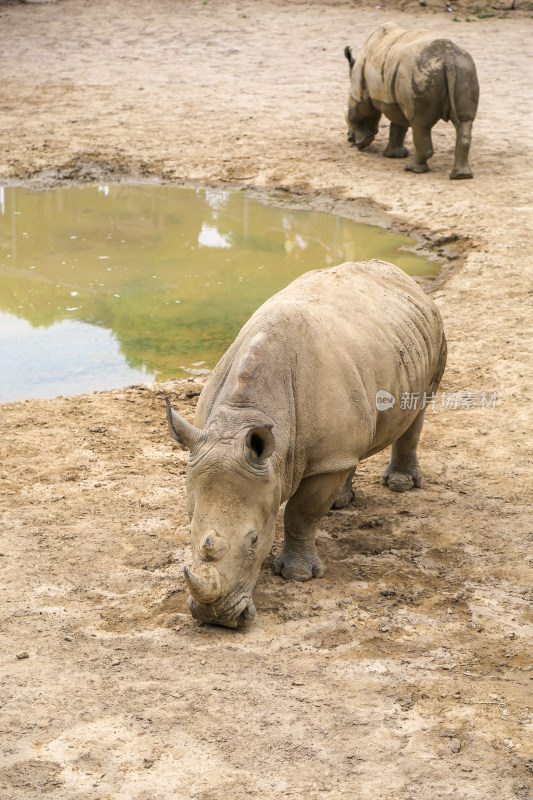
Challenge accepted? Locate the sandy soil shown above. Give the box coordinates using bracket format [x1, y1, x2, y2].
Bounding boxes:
[1, 1, 532, 799]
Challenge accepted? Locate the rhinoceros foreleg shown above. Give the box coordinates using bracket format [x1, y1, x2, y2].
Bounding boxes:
[405, 124, 433, 174]
[382, 408, 425, 493]
[450, 119, 474, 180]
[331, 466, 356, 509]
[383, 123, 409, 159]
[273, 471, 350, 581]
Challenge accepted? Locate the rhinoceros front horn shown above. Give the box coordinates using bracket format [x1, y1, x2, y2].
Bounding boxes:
[184, 564, 222, 604]
[166, 398, 202, 450]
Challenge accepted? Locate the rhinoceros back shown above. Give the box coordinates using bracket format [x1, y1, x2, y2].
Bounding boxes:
[351, 23, 436, 107]
[196, 260, 445, 470]
[351, 22, 477, 124]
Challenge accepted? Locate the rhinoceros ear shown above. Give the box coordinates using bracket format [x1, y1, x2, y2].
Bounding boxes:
[245, 425, 275, 461]
[166, 398, 202, 450]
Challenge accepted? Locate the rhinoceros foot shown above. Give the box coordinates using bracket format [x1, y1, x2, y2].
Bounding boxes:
[450, 167, 473, 180]
[331, 486, 355, 509]
[381, 463, 423, 493]
[383, 145, 409, 159]
[273, 546, 324, 582]
[405, 161, 430, 174]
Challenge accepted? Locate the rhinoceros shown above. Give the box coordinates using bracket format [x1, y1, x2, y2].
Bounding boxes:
[166, 260, 446, 628]
[344, 23, 479, 179]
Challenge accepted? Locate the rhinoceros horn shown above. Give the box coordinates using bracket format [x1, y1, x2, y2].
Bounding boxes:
[199, 532, 229, 562]
[166, 398, 202, 450]
[184, 564, 222, 604]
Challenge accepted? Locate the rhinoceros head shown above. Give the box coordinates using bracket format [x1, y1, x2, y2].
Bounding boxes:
[166, 399, 281, 629]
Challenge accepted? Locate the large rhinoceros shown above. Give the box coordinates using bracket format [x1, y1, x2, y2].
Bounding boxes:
[166, 260, 447, 628]
[344, 23, 479, 179]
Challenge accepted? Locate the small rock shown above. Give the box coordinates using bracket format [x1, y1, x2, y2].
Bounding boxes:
[450, 738, 461, 753]
[16, 652, 29, 660]
[503, 738, 516, 749]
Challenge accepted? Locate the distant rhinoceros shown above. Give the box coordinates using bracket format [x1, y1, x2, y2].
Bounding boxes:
[344, 23, 479, 179]
[166, 260, 447, 628]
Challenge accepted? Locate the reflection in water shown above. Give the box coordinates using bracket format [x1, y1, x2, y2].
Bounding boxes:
[0, 312, 150, 401]
[198, 223, 232, 249]
[0, 185, 439, 402]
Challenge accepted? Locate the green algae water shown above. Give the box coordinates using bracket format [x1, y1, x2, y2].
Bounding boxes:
[0, 185, 438, 402]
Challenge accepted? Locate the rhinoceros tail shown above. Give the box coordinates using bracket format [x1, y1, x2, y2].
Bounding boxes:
[444, 55, 458, 125]
[344, 45, 355, 72]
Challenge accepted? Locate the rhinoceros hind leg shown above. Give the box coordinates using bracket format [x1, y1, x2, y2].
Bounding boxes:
[274, 471, 349, 581]
[382, 409, 425, 493]
[384, 123, 409, 159]
[331, 467, 356, 509]
[450, 120, 474, 180]
[405, 124, 433, 174]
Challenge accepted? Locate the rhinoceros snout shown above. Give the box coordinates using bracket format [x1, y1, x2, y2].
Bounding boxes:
[183, 564, 222, 604]
[236, 599, 256, 628]
[188, 595, 256, 629]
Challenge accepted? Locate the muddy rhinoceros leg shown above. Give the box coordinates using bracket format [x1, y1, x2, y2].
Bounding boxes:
[273, 471, 350, 581]
[382, 408, 425, 492]
[450, 119, 474, 180]
[405, 124, 433, 174]
[383, 123, 409, 159]
[331, 466, 356, 509]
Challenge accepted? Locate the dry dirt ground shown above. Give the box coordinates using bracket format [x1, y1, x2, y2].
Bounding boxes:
[0, 1, 532, 799]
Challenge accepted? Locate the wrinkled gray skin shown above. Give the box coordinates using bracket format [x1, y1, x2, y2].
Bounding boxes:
[167, 260, 447, 628]
[345, 22, 479, 179]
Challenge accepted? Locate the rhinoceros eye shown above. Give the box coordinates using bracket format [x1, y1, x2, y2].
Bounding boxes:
[247, 530, 259, 551]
